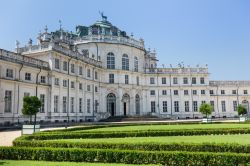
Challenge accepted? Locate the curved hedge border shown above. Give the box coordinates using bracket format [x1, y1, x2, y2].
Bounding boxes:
[0, 147, 250, 166]
[13, 140, 250, 153]
[23, 128, 250, 140]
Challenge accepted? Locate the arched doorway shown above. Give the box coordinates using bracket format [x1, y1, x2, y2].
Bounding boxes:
[122, 93, 130, 116]
[242, 100, 249, 115]
[135, 94, 140, 115]
[107, 93, 116, 116]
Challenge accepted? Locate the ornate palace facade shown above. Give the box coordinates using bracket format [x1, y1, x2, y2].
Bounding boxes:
[0, 15, 250, 125]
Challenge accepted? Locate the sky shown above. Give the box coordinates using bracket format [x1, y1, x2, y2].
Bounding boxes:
[0, 0, 250, 80]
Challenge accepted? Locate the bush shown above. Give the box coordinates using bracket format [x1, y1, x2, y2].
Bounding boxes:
[0, 146, 250, 165]
[13, 139, 250, 153]
[21, 128, 250, 140]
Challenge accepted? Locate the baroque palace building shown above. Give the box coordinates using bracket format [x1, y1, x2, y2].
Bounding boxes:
[0, 15, 250, 125]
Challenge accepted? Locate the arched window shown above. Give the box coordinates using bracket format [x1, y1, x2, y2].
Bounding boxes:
[134, 56, 138, 72]
[122, 54, 129, 70]
[107, 52, 115, 69]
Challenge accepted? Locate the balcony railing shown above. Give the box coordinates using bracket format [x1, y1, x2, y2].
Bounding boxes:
[18, 44, 102, 68]
[210, 81, 250, 86]
[145, 68, 209, 74]
[0, 49, 49, 70]
[74, 35, 145, 50]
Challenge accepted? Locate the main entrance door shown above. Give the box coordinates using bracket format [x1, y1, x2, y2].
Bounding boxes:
[107, 93, 116, 116]
[124, 102, 127, 116]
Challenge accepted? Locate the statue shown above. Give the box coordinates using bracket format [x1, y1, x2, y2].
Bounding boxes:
[99, 11, 107, 21]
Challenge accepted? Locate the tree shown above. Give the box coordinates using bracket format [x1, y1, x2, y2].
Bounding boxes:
[22, 96, 41, 124]
[237, 104, 247, 116]
[199, 103, 212, 118]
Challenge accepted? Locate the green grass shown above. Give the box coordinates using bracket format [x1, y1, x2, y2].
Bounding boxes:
[0, 160, 158, 166]
[77, 124, 250, 132]
[56, 134, 250, 145]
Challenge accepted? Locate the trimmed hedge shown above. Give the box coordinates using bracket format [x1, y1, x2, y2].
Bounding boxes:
[23, 128, 250, 140]
[13, 140, 250, 153]
[0, 146, 250, 165]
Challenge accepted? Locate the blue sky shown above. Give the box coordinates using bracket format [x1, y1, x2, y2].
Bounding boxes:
[0, 0, 250, 80]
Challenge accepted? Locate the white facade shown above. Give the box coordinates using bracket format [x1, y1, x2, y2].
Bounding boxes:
[0, 16, 250, 125]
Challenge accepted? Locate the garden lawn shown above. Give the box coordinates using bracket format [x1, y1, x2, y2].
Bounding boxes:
[56, 134, 250, 145]
[0, 160, 158, 166]
[77, 124, 250, 132]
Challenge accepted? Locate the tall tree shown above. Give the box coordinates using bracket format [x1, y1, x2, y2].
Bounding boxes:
[237, 104, 247, 116]
[199, 103, 212, 118]
[22, 96, 41, 124]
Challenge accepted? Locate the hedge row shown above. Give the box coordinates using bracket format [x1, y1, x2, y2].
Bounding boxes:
[13, 140, 250, 153]
[0, 147, 250, 165]
[23, 128, 250, 140]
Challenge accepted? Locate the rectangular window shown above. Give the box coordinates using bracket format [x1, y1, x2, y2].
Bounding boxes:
[192, 77, 196, 84]
[244, 90, 248, 95]
[40, 94, 45, 113]
[162, 90, 167, 95]
[54, 78, 59, 86]
[200, 77, 205, 84]
[25, 73, 31, 81]
[174, 90, 178, 95]
[185, 101, 189, 112]
[109, 74, 114, 83]
[151, 101, 156, 113]
[79, 98, 82, 113]
[63, 96, 67, 113]
[24, 92, 30, 97]
[4, 90, 12, 113]
[95, 71, 98, 80]
[125, 75, 129, 84]
[79, 66, 83, 75]
[221, 90, 225, 95]
[6, 69, 13, 78]
[136, 76, 139, 86]
[232, 90, 237, 95]
[221, 101, 226, 112]
[192, 90, 197, 95]
[210, 101, 215, 112]
[210, 90, 214, 95]
[193, 101, 198, 112]
[162, 77, 166, 84]
[174, 101, 179, 112]
[54, 95, 59, 113]
[71, 81, 75, 89]
[71, 97, 74, 113]
[63, 80, 68, 87]
[63, 61, 68, 71]
[150, 77, 155, 84]
[55, 58, 60, 69]
[233, 101, 238, 112]
[162, 101, 167, 112]
[150, 90, 155, 95]
[173, 77, 178, 84]
[95, 86, 98, 92]
[87, 69, 91, 78]
[41, 76, 46, 83]
[184, 90, 189, 95]
[87, 99, 91, 113]
[79, 83, 83, 90]
[70, 64, 75, 73]
[201, 90, 205, 95]
[87, 85, 91, 91]
[183, 77, 188, 84]
[95, 100, 98, 112]
[202, 101, 206, 104]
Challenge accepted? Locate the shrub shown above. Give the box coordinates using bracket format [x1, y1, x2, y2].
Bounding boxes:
[20, 128, 250, 140]
[13, 140, 250, 153]
[0, 146, 250, 165]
